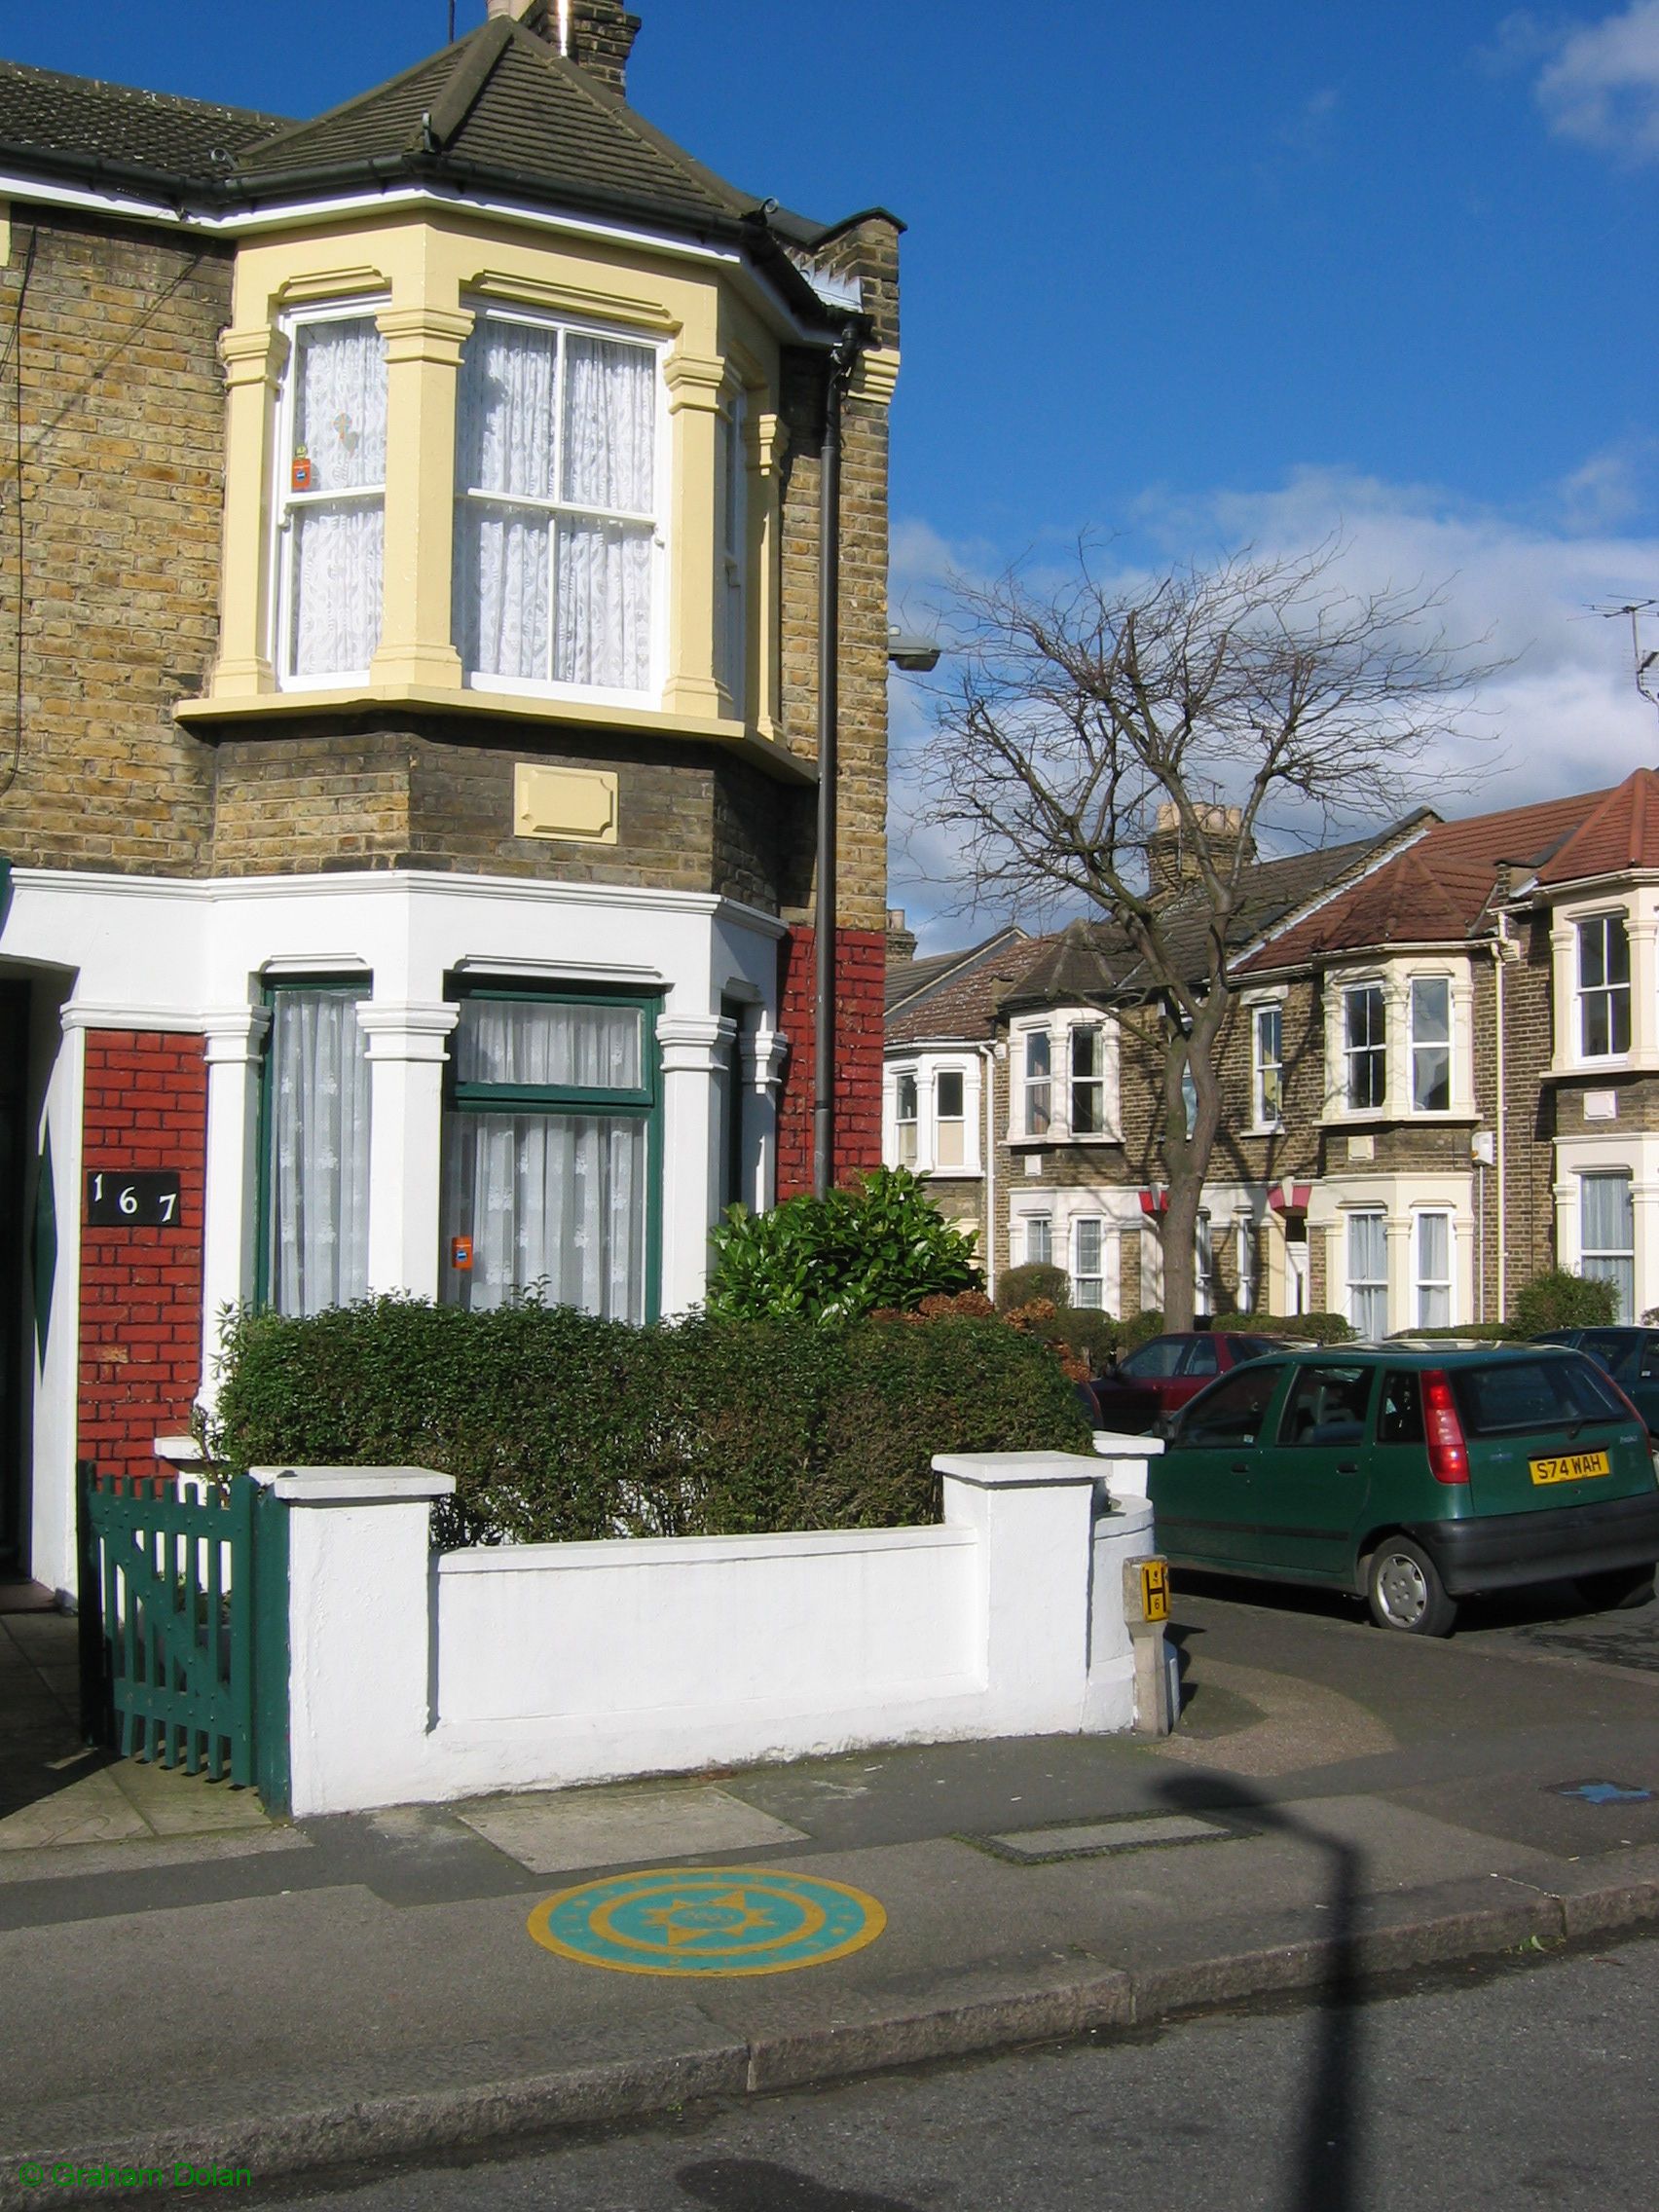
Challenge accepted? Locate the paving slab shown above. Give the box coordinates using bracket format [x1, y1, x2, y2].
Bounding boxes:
[456, 1781, 808, 1873]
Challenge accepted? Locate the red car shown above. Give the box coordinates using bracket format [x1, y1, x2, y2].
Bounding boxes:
[1085, 1331, 1290, 1433]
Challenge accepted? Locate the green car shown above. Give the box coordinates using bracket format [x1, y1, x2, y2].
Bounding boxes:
[1147, 1345, 1659, 1636]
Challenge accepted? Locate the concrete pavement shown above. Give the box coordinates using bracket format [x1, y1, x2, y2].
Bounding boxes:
[3, 1587, 1659, 2203]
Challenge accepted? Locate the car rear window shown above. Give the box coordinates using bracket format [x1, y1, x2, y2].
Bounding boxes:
[1452, 1355, 1628, 1438]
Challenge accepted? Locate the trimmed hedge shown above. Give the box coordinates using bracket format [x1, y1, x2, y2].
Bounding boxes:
[996, 1263, 1069, 1313]
[204, 1295, 1092, 1549]
[1511, 1269, 1619, 1335]
[1212, 1311, 1355, 1345]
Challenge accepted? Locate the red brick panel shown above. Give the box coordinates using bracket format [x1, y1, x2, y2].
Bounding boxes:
[776, 927, 886, 1200]
[77, 1031, 208, 1480]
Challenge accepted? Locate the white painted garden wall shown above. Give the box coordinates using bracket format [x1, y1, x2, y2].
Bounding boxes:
[254, 1444, 1167, 1819]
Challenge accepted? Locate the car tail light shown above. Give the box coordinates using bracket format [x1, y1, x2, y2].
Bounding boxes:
[1422, 1369, 1469, 1486]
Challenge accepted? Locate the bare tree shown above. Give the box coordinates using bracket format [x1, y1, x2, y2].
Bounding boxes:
[919, 540, 1494, 1329]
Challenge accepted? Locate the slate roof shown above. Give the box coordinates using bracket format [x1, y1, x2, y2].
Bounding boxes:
[1530, 768, 1659, 889]
[885, 924, 1029, 1016]
[0, 19, 866, 287]
[0, 56, 286, 184]
[1243, 789, 1604, 972]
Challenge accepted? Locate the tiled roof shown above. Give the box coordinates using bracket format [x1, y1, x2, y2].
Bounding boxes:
[238, 19, 754, 232]
[1243, 788, 1603, 970]
[886, 925, 1028, 1015]
[0, 56, 286, 182]
[1530, 768, 1659, 888]
[887, 936, 1053, 1047]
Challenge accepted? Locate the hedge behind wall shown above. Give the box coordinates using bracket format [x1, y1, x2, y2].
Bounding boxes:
[207, 1297, 1093, 1549]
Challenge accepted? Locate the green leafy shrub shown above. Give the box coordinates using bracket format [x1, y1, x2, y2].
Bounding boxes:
[1212, 1311, 1355, 1345]
[996, 1263, 1069, 1313]
[1117, 1309, 1167, 1353]
[706, 1165, 980, 1323]
[1041, 1306, 1122, 1376]
[1389, 1321, 1516, 1343]
[1511, 1270, 1619, 1335]
[204, 1294, 1088, 1549]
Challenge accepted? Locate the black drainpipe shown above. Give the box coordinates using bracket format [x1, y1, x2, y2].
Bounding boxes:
[812, 324, 861, 1199]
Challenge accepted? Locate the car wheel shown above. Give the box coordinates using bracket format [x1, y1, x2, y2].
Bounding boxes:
[1365, 1539, 1456, 1637]
[1574, 1566, 1657, 1612]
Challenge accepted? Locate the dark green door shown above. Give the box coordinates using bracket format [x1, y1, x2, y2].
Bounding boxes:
[1245, 1359, 1376, 1580]
[0, 982, 26, 1571]
[1151, 1361, 1288, 1566]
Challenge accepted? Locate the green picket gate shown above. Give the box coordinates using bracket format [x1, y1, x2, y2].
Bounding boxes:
[76, 1460, 287, 1800]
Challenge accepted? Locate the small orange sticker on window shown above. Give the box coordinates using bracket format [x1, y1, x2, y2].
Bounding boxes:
[450, 1236, 473, 1272]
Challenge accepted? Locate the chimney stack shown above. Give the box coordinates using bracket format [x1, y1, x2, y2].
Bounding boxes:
[886, 907, 918, 964]
[1147, 801, 1249, 902]
[488, 1, 643, 95]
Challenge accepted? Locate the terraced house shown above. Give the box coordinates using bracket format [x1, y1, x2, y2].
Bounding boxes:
[0, 0, 901, 1597]
[885, 770, 1659, 1339]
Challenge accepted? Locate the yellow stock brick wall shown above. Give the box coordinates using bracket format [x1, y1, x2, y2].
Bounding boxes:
[0, 212, 232, 873]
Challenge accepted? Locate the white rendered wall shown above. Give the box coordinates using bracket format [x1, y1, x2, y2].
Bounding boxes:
[266, 1454, 1159, 1817]
[2, 866, 785, 1591]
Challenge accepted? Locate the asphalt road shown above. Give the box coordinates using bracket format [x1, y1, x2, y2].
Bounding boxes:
[258, 1933, 1659, 2211]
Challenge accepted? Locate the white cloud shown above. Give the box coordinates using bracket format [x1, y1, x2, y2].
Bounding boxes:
[888, 462, 1659, 953]
[1504, 2, 1659, 162]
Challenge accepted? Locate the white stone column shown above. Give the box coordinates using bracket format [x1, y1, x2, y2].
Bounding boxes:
[1631, 920, 1658, 1066]
[1385, 1214, 1413, 1336]
[199, 1006, 271, 1399]
[656, 1014, 727, 1313]
[1550, 925, 1576, 1069]
[354, 1002, 459, 1301]
[1554, 1172, 1580, 1273]
[1632, 1172, 1659, 1319]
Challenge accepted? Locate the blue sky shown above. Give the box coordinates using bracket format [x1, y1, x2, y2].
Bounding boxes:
[9, 2, 1659, 940]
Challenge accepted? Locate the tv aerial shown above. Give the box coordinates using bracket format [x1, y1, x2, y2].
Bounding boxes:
[1597, 599, 1659, 713]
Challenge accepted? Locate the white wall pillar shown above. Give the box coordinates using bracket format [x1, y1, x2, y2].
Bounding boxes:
[255, 1464, 453, 1818]
[1385, 1215, 1412, 1335]
[199, 1006, 271, 1400]
[354, 1002, 459, 1301]
[656, 1014, 726, 1314]
[1633, 1177, 1659, 1319]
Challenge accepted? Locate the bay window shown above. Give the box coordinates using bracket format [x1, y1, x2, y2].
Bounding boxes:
[1251, 1003, 1283, 1127]
[440, 992, 657, 1321]
[1022, 1029, 1051, 1136]
[1581, 1171, 1635, 1322]
[1073, 1218, 1105, 1309]
[1344, 983, 1385, 1111]
[454, 309, 659, 695]
[1346, 1210, 1387, 1338]
[935, 1069, 967, 1167]
[1195, 1212, 1214, 1318]
[894, 1071, 919, 1167]
[278, 313, 387, 682]
[1025, 1215, 1052, 1266]
[1409, 977, 1452, 1112]
[261, 981, 372, 1313]
[1415, 1212, 1453, 1328]
[1577, 915, 1632, 1059]
[1070, 1025, 1105, 1135]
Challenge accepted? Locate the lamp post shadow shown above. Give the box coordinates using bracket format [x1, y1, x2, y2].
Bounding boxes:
[1152, 1770, 1366, 2212]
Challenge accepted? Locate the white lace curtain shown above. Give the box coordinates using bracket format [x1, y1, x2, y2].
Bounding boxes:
[441, 1112, 646, 1320]
[288, 317, 387, 678]
[455, 319, 655, 689]
[1582, 1172, 1636, 1322]
[454, 1000, 643, 1088]
[267, 992, 372, 1313]
[1347, 1213, 1387, 1339]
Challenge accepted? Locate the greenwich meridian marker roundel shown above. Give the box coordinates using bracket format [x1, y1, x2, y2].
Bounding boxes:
[527, 1866, 886, 1977]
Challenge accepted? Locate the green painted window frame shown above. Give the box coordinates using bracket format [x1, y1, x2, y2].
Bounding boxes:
[254, 975, 373, 1313]
[442, 981, 664, 1322]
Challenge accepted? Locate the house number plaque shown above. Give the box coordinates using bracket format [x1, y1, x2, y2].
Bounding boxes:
[86, 1170, 183, 1227]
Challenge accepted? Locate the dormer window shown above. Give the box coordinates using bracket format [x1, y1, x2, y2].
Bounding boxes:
[1577, 914, 1631, 1058]
[278, 311, 388, 683]
[453, 308, 661, 696]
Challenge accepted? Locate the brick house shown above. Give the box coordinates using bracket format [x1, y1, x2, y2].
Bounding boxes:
[885, 772, 1659, 1337]
[0, 0, 900, 1595]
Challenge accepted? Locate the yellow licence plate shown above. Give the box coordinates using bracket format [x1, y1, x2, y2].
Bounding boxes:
[1530, 1449, 1611, 1487]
